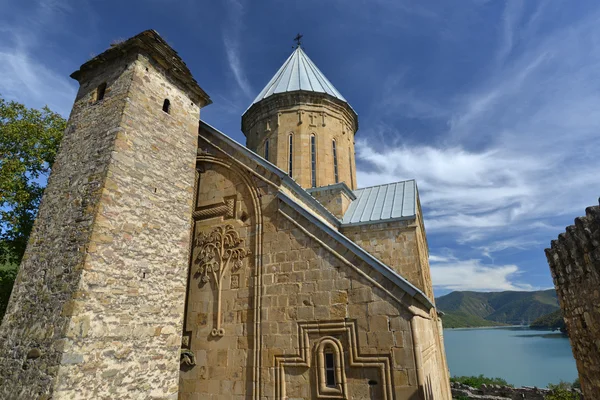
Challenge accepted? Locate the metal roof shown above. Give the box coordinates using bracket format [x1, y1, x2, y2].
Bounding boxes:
[342, 180, 417, 226]
[250, 46, 348, 106]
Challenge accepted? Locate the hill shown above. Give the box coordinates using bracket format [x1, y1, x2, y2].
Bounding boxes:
[436, 289, 559, 328]
[530, 309, 566, 332]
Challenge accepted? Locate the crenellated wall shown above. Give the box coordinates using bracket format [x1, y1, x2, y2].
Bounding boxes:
[545, 199, 600, 400]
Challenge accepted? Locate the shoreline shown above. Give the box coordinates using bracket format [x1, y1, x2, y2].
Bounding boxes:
[444, 325, 527, 330]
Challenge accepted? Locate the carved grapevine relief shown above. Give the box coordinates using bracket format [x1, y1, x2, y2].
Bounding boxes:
[194, 224, 250, 337]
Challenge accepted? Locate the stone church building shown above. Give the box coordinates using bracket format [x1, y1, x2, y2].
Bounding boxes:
[0, 30, 451, 399]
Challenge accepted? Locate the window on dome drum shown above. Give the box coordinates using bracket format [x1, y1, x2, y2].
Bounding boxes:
[288, 134, 293, 177]
[325, 352, 336, 387]
[162, 99, 171, 114]
[332, 140, 338, 183]
[94, 82, 107, 102]
[265, 139, 269, 162]
[349, 148, 353, 188]
[311, 135, 317, 187]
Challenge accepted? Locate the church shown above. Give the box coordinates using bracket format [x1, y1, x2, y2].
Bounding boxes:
[0, 30, 451, 399]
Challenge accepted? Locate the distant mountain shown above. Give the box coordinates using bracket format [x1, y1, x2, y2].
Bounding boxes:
[530, 309, 566, 332]
[436, 289, 559, 328]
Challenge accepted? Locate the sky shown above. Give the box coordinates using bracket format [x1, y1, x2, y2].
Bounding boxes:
[1, 0, 598, 297]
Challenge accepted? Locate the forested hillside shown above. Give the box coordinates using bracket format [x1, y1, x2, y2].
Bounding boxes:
[530, 309, 566, 332]
[436, 289, 559, 328]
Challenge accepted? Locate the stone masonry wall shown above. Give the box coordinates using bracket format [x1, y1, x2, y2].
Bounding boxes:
[0, 48, 203, 399]
[307, 184, 354, 218]
[545, 200, 600, 400]
[342, 220, 429, 297]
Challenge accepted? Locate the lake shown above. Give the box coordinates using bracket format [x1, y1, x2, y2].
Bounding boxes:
[443, 327, 578, 388]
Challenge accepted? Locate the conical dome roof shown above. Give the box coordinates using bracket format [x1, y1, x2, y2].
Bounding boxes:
[250, 47, 348, 106]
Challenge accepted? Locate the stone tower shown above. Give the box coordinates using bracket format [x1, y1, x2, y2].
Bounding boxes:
[0, 30, 210, 399]
[242, 45, 358, 191]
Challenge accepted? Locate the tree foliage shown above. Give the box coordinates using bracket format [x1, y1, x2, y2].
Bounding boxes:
[0, 95, 66, 263]
[545, 381, 582, 400]
[450, 374, 512, 388]
[0, 258, 18, 321]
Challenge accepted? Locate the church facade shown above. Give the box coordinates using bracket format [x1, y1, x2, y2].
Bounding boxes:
[0, 30, 451, 399]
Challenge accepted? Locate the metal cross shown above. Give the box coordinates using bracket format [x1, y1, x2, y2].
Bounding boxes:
[294, 33, 303, 48]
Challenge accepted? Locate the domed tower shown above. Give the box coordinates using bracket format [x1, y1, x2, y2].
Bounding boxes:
[242, 44, 358, 190]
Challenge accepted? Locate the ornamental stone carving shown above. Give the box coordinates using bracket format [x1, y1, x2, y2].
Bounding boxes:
[193, 224, 250, 337]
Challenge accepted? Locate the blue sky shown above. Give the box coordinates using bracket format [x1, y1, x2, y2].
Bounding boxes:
[1, 0, 598, 296]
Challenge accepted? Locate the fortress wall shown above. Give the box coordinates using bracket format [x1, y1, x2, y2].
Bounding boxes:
[545, 200, 600, 399]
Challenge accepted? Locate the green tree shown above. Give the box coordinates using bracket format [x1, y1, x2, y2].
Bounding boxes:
[0, 95, 66, 264]
[545, 381, 581, 400]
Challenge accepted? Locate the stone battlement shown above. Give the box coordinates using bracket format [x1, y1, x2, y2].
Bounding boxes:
[545, 199, 600, 399]
[450, 382, 583, 400]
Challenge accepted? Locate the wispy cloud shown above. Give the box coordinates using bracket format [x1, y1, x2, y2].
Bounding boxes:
[0, 50, 76, 117]
[357, 3, 600, 251]
[495, 0, 523, 66]
[222, 0, 253, 99]
[476, 237, 541, 261]
[0, 0, 78, 116]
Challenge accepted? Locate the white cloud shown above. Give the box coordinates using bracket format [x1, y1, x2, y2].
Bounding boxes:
[430, 257, 533, 292]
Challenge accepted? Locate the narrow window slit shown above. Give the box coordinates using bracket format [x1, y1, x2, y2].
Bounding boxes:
[349, 147, 354, 188]
[332, 140, 338, 183]
[95, 82, 107, 102]
[162, 99, 171, 114]
[288, 134, 293, 177]
[265, 139, 270, 162]
[325, 352, 336, 387]
[311, 135, 317, 187]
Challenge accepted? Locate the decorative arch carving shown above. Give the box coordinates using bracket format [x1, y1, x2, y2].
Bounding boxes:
[180, 155, 264, 400]
[315, 336, 347, 398]
[274, 320, 393, 400]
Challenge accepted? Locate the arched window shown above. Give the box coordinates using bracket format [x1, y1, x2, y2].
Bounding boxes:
[332, 140, 338, 183]
[264, 139, 270, 162]
[94, 82, 107, 102]
[310, 134, 317, 187]
[162, 99, 171, 114]
[288, 134, 293, 177]
[315, 337, 345, 397]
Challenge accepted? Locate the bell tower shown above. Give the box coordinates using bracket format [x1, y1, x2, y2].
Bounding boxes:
[241, 42, 358, 190]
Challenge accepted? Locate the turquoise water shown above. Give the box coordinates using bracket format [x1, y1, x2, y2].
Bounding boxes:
[443, 327, 578, 388]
